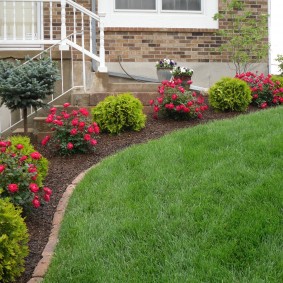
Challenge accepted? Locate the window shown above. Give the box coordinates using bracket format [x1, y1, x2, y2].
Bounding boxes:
[115, 0, 156, 10]
[0, 2, 40, 41]
[100, 0, 218, 29]
[162, 0, 201, 11]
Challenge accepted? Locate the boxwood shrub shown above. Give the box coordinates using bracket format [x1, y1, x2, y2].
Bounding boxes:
[0, 198, 29, 282]
[92, 93, 146, 134]
[209, 77, 252, 112]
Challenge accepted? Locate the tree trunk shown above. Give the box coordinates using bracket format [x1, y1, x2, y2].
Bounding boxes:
[23, 107, 28, 136]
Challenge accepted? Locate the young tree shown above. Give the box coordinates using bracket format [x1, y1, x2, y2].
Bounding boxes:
[0, 57, 60, 135]
[213, 0, 269, 74]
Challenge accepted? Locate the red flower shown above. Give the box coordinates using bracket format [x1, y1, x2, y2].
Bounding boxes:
[87, 126, 94, 133]
[253, 94, 258, 99]
[20, 155, 28, 162]
[187, 101, 194, 107]
[31, 175, 38, 181]
[183, 107, 190, 113]
[0, 165, 5, 173]
[41, 135, 50, 146]
[197, 96, 204, 105]
[165, 103, 174, 110]
[197, 113, 203, 119]
[0, 141, 7, 147]
[67, 142, 74, 150]
[32, 196, 40, 208]
[78, 121, 86, 128]
[63, 102, 70, 108]
[79, 108, 89, 116]
[195, 108, 200, 112]
[90, 139, 97, 146]
[29, 183, 39, 193]
[70, 128, 78, 135]
[50, 107, 57, 114]
[16, 144, 24, 150]
[172, 94, 178, 100]
[72, 110, 78, 116]
[72, 118, 79, 126]
[149, 99, 154, 106]
[94, 126, 100, 134]
[43, 187, 53, 195]
[154, 105, 160, 113]
[43, 194, 51, 202]
[192, 92, 197, 97]
[46, 115, 54, 123]
[84, 134, 91, 141]
[157, 97, 163, 104]
[260, 102, 268, 109]
[8, 184, 19, 193]
[28, 164, 37, 173]
[187, 80, 193, 85]
[30, 152, 42, 160]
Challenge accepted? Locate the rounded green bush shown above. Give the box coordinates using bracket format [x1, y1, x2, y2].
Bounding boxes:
[208, 77, 252, 112]
[0, 198, 29, 282]
[92, 93, 146, 134]
[271, 75, 283, 92]
[9, 135, 49, 187]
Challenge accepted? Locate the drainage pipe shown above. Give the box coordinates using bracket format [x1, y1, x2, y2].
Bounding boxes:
[91, 0, 98, 71]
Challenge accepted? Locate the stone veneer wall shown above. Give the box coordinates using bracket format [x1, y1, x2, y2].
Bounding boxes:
[102, 0, 268, 64]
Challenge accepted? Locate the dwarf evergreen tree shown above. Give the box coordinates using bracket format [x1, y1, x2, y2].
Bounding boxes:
[0, 57, 60, 135]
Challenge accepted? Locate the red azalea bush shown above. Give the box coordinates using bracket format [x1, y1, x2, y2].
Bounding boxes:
[150, 79, 208, 120]
[0, 140, 52, 208]
[236, 72, 283, 108]
[42, 103, 99, 155]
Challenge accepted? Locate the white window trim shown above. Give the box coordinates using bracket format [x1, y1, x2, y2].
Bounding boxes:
[99, 0, 218, 29]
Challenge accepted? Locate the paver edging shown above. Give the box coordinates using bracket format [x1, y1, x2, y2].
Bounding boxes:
[27, 165, 97, 283]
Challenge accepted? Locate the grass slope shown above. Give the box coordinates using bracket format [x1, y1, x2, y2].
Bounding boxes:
[44, 108, 283, 283]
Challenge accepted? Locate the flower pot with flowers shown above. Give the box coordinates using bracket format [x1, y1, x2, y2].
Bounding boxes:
[171, 66, 194, 89]
[149, 79, 208, 120]
[156, 58, 177, 82]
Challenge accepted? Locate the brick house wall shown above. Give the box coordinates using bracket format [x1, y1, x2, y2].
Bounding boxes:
[102, 1, 268, 64]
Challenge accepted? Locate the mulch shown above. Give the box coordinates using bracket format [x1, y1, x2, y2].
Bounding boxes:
[16, 103, 259, 283]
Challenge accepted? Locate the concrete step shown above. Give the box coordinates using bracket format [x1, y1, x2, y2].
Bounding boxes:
[89, 92, 159, 106]
[108, 82, 159, 92]
[12, 128, 33, 135]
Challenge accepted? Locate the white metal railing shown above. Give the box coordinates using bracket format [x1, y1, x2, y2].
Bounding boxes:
[0, 0, 107, 72]
[0, 32, 88, 136]
[0, 0, 108, 136]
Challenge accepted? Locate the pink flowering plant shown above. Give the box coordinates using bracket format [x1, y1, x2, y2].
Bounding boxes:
[42, 103, 99, 155]
[150, 79, 208, 120]
[236, 72, 283, 108]
[0, 140, 52, 208]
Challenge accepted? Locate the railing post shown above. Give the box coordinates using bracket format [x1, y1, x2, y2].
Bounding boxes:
[98, 13, 108, 73]
[60, 0, 69, 50]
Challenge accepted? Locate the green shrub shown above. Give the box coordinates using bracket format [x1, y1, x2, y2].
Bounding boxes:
[9, 136, 48, 187]
[92, 93, 146, 134]
[271, 75, 283, 92]
[0, 198, 29, 282]
[208, 77, 252, 112]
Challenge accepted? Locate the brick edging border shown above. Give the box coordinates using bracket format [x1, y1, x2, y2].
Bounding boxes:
[27, 166, 95, 283]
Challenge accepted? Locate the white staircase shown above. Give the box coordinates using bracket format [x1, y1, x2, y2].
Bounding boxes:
[0, 0, 107, 136]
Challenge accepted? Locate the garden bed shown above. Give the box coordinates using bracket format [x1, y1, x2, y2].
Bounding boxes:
[16, 100, 260, 283]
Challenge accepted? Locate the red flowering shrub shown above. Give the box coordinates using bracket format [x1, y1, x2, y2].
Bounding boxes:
[150, 79, 208, 120]
[0, 140, 52, 208]
[236, 72, 283, 108]
[42, 104, 99, 155]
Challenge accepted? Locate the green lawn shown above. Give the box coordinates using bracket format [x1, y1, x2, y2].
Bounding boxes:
[44, 107, 283, 283]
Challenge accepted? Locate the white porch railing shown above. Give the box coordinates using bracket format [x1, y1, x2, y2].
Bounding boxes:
[0, 0, 107, 72]
[0, 0, 108, 136]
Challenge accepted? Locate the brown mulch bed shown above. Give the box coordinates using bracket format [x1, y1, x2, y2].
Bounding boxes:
[16, 104, 259, 283]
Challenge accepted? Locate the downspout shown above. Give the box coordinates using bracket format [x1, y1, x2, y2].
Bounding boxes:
[91, 0, 98, 71]
[268, 0, 271, 74]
